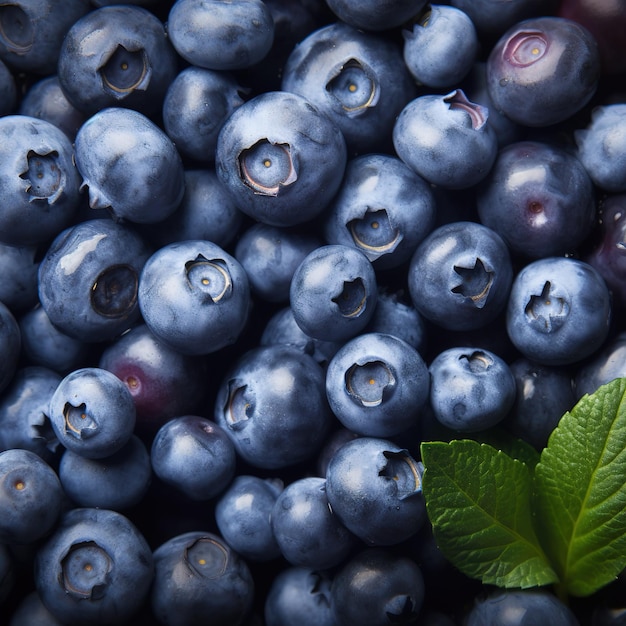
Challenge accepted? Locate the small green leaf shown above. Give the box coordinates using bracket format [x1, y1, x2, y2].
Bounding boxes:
[533, 377, 626, 597]
[420, 440, 558, 589]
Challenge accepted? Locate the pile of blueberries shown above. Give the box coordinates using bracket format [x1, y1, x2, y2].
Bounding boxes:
[0, 0, 626, 624]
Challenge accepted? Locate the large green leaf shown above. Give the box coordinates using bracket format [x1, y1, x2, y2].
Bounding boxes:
[421, 439, 558, 589]
[533, 377, 626, 597]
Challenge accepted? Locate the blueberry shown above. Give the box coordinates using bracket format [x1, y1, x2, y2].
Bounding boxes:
[477, 140, 596, 259]
[235, 222, 322, 303]
[325, 436, 426, 545]
[58, 435, 151, 511]
[0, 58, 16, 116]
[0, 366, 62, 463]
[138, 239, 251, 356]
[574, 332, 626, 400]
[325, 0, 428, 31]
[0, 114, 82, 247]
[575, 104, 626, 193]
[270, 476, 356, 570]
[393, 89, 498, 189]
[323, 153, 436, 270]
[57, 4, 178, 117]
[407, 221, 513, 331]
[162, 67, 246, 163]
[150, 530, 255, 626]
[0, 300, 21, 395]
[281, 21, 416, 153]
[7, 590, 65, 626]
[167, 0, 275, 71]
[216, 90, 347, 227]
[0, 244, 39, 314]
[403, 4, 479, 89]
[429, 346, 517, 433]
[465, 588, 579, 625]
[290, 244, 378, 342]
[46, 367, 136, 459]
[264, 566, 336, 626]
[506, 256, 612, 366]
[74, 107, 185, 223]
[150, 415, 236, 501]
[34, 507, 154, 625]
[331, 548, 425, 626]
[486, 16, 601, 127]
[325, 332, 430, 437]
[0, 0, 91, 75]
[98, 323, 210, 432]
[215, 474, 283, 562]
[37, 218, 152, 343]
[214, 344, 333, 469]
[0, 448, 64, 544]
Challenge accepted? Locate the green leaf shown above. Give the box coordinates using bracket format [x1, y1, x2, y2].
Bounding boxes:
[420, 439, 558, 589]
[533, 377, 626, 597]
[473, 427, 542, 472]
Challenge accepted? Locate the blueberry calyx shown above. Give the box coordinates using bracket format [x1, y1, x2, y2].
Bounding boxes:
[451, 258, 494, 307]
[99, 45, 150, 96]
[332, 278, 367, 318]
[225, 382, 253, 430]
[184, 537, 228, 579]
[61, 541, 112, 601]
[185, 256, 233, 303]
[19, 151, 63, 203]
[326, 58, 379, 115]
[385, 594, 417, 623]
[524, 280, 570, 332]
[379, 451, 423, 500]
[63, 402, 97, 439]
[0, 5, 33, 53]
[444, 89, 488, 130]
[504, 30, 549, 67]
[90, 264, 138, 317]
[238, 139, 297, 196]
[459, 350, 493, 373]
[345, 359, 396, 407]
[348, 209, 401, 254]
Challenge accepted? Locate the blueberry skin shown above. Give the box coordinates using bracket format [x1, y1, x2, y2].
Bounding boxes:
[151, 415, 236, 501]
[0, 115, 82, 247]
[393, 89, 498, 189]
[323, 153, 436, 270]
[214, 344, 333, 469]
[575, 104, 626, 193]
[331, 548, 425, 626]
[270, 476, 356, 570]
[0, 0, 91, 75]
[215, 474, 283, 562]
[7, 591, 66, 626]
[0, 244, 39, 314]
[326, 332, 430, 438]
[325, 0, 428, 31]
[0, 366, 62, 463]
[486, 16, 601, 127]
[235, 223, 322, 303]
[140, 169, 244, 250]
[167, 0, 275, 71]
[290, 244, 378, 342]
[506, 256, 612, 366]
[465, 589, 579, 626]
[476, 140, 596, 259]
[19, 306, 91, 376]
[0, 299, 20, 395]
[0, 58, 17, 116]
[264, 566, 336, 626]
[216, 90, 347, 227]
[407, 221, 513, 332]
[58, 435, 151, 511]
[162, 67, 246, 163]
[57, 4, 179, 117]
[403, 4, 479, 89]
[429, 346, 517, 433]
[138, 239, 250, 356]
[37, 218, 152, 343]
[260, 305, 342, 370]
[325, 436, 426, 546]
[150, 530, 255, 626]
[503, 358, 575, 450]
[0, 448, 64, 544]
[98, 323, 209, 432]
[281, 21, 417, 154]
[19, 75, 88, 141]
[74, 107, 185, 224]
[47, 367, 137, 459]
[574, 332, 626, 401]
[34, 507, 154, 626]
